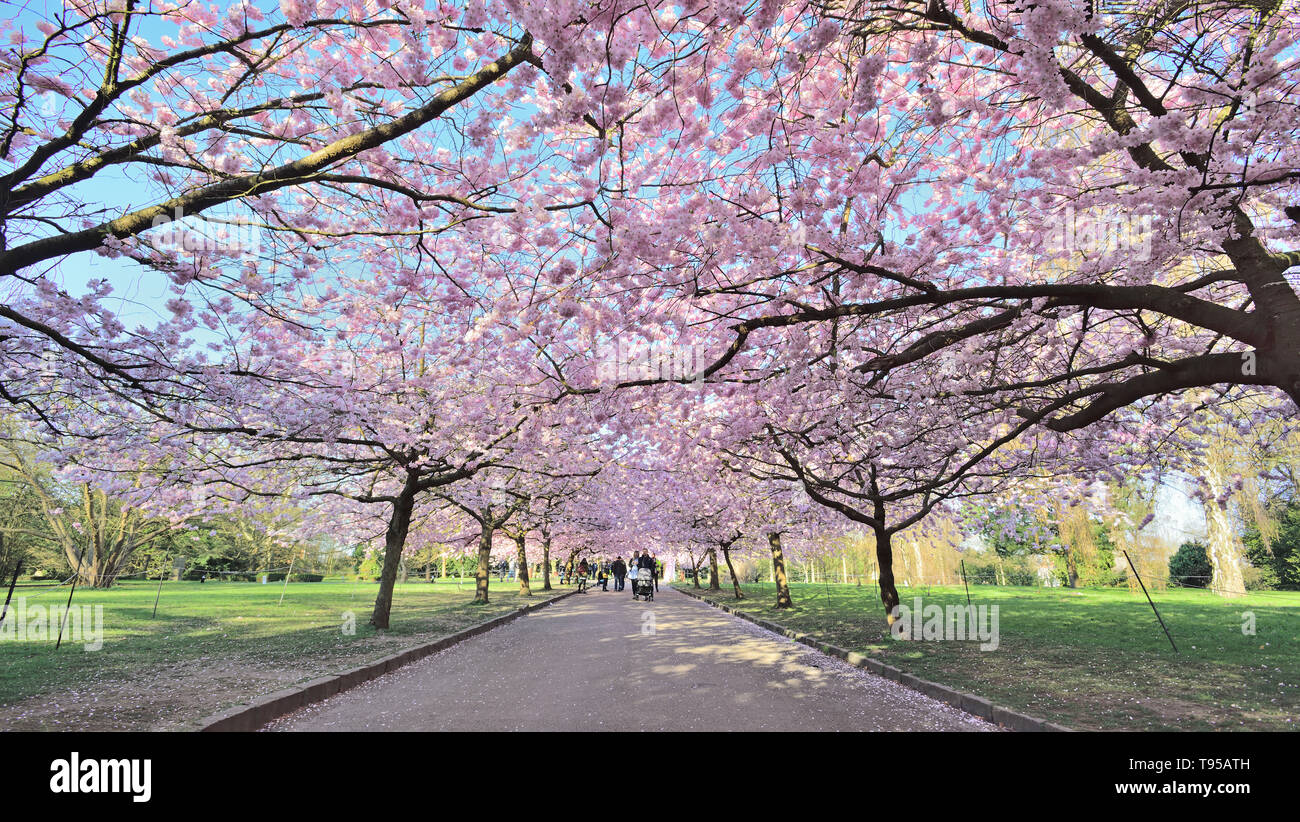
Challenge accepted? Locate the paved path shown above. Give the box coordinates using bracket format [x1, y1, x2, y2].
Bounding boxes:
[267, 586, 995, 731]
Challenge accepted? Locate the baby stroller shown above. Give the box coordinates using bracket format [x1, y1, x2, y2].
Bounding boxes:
[633, 568, 654, 601]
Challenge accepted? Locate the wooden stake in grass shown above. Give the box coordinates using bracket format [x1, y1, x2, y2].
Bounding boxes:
[151, 555, 168, 619]
[0, 559, 23, 630]
[56, 547, 87, 650]
[279, 551, 298, 606]
[961, 560, 971, 606]
[1123, 550, 1178, 653]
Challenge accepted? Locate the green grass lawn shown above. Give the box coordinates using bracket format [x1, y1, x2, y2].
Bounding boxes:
[677, 581, 1300, 731]
[0, 577, 567, 730]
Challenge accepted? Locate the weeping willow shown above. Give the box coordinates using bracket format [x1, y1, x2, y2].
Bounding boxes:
[1055, 502, 1100, 589]
[892, 515, 963, 586]
[1105, 481, 1167, 593]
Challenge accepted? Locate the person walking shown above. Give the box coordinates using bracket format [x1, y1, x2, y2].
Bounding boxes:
[612, 556, 627, 591]
[632, 551, 655, 600]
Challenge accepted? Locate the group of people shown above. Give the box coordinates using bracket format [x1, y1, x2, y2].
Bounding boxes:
[495, 558, 518, 582]
[485, 555, 666, 592]
[564, 551, 661, 598]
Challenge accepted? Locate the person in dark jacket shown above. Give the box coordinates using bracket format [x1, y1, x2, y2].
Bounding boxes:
[634, 551, 655, 598]
[611, 557, 627, 591]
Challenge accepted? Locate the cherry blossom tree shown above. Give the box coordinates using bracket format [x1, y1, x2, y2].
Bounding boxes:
[609, 0, 1300, 429]
[5, 0, 1296, 641]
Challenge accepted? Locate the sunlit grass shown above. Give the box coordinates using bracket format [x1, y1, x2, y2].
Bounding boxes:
[679, 581, 1300, 731]
[0, 578, 564, 729]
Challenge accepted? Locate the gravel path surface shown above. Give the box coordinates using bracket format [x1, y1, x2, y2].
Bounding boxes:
[266, 586, 997, 731]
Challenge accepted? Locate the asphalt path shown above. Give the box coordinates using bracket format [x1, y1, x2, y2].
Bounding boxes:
[267, 585, 996, 731]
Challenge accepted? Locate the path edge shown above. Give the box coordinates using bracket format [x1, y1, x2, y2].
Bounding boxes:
[195, 589, 581, 732]
[672, 586, 1073, 733]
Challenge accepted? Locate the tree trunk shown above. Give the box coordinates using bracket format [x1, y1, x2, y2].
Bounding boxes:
[516, 534, 532, 596]
[768, 532, 793, 609]
[370, 472, 419, 629]
[911, 538, 924, 587]
[722, 544, 744, 599]
[67, 532, 123, 589]
[474, 525, 493, 604]
[691, 554, 701, 588]
[1205, 447, 1247, 597]
[81, 555, 109, 588]
[707, 547, 721, 591]
[876, 527, 900, 623]
[541, 534, 552, 591]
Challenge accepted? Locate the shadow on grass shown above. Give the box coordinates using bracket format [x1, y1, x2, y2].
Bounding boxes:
[679, 582, 1300, 731]
[0, 580, 565, 730]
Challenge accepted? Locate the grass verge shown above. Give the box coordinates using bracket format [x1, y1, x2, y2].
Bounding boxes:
[676, 581, 1300, 731]
[0, 578, 567, 730]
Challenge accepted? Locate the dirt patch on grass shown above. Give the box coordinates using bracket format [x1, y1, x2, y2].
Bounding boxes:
[875, 641, 1297, 731]
[2, 629, 431, 731]
[682, 585, 1300, 731]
